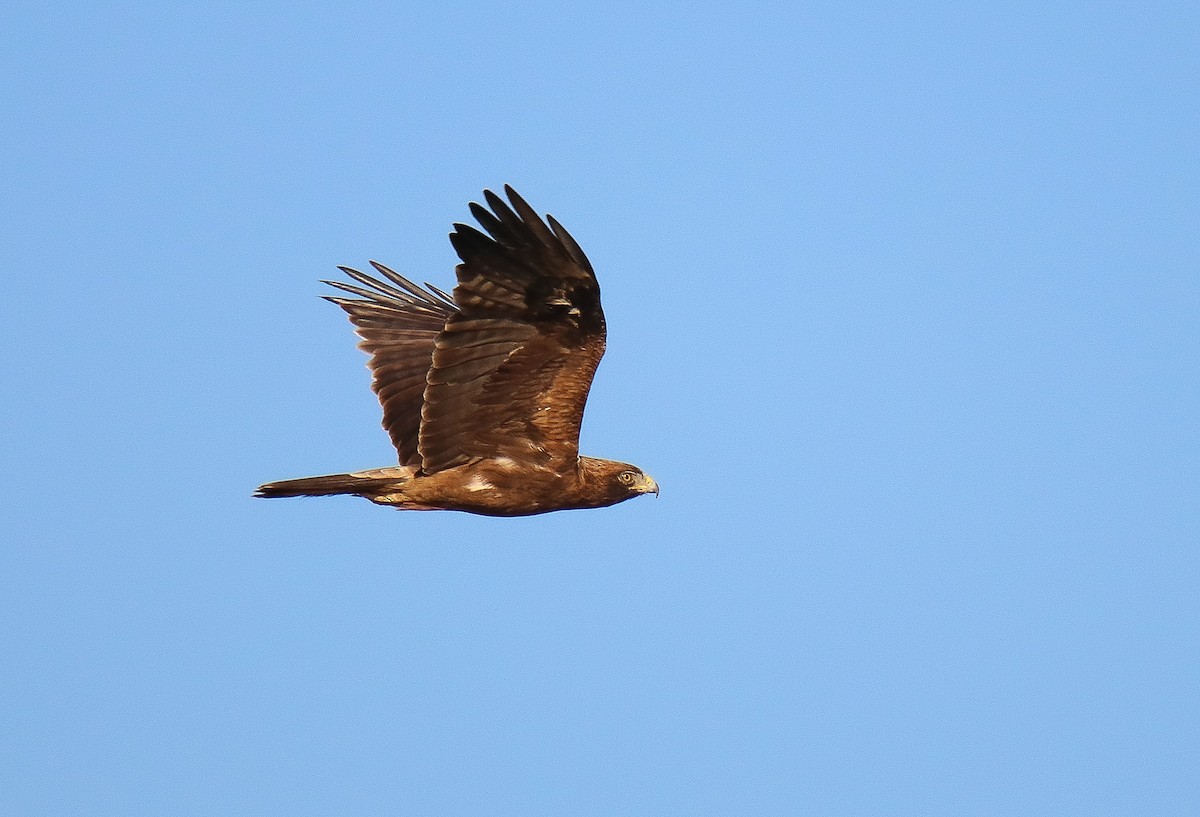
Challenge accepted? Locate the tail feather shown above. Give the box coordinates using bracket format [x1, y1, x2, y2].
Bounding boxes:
[255, 468, 411, 499]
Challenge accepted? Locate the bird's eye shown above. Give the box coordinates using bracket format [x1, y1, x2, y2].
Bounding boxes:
[619, 471, 636, 485]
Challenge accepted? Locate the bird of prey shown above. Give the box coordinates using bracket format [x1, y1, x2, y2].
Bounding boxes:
[256, 186, 658, 516]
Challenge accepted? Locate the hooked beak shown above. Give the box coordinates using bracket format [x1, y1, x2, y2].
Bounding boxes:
[638, 474, 660, 497]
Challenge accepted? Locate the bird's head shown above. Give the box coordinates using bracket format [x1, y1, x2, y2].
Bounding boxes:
[614, 465, 659, 498]
[579, 457, 659, 507]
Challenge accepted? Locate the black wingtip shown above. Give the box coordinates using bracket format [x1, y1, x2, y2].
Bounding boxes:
[483, 188, 510, 218]
[502, 185, 536, 217]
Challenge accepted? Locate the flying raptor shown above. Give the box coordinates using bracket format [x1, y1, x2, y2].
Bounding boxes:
[256, 186, 658, 516]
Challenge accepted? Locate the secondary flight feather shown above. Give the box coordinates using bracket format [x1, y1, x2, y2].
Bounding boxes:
[256, 186, 658, 516]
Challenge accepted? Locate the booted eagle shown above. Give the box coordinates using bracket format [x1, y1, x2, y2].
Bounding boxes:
[256, 186, 658, 516]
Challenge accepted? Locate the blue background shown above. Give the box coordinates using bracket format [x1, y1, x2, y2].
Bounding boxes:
[4, 2, 1197, 814]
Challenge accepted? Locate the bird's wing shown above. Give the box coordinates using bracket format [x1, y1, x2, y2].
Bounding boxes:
[418, 185, 606, 474]
[323, 261, 457, 466]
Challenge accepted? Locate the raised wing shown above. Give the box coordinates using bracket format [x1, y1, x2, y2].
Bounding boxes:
[418, 185, 606, 474]
[323, 261, 456, 466]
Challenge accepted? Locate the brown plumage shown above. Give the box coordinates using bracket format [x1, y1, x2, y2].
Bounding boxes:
[256, 186, 658, 516]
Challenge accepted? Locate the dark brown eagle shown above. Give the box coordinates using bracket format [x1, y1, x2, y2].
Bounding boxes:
[256, 186, 658, 516]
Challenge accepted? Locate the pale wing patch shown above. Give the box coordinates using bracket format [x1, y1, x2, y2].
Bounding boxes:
[465, 474, 494, 492]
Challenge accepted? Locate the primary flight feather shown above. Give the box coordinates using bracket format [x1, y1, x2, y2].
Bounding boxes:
[256, 186, 658, 516]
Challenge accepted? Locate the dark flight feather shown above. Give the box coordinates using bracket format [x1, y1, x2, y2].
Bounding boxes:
[320, 265, 455, 465]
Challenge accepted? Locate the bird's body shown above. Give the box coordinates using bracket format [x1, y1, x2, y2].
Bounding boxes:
[256, 186, 657, 516]
[258, 455, 650, 517]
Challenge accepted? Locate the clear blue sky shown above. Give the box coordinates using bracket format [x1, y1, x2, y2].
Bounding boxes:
[3, 1, 1197, 814]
